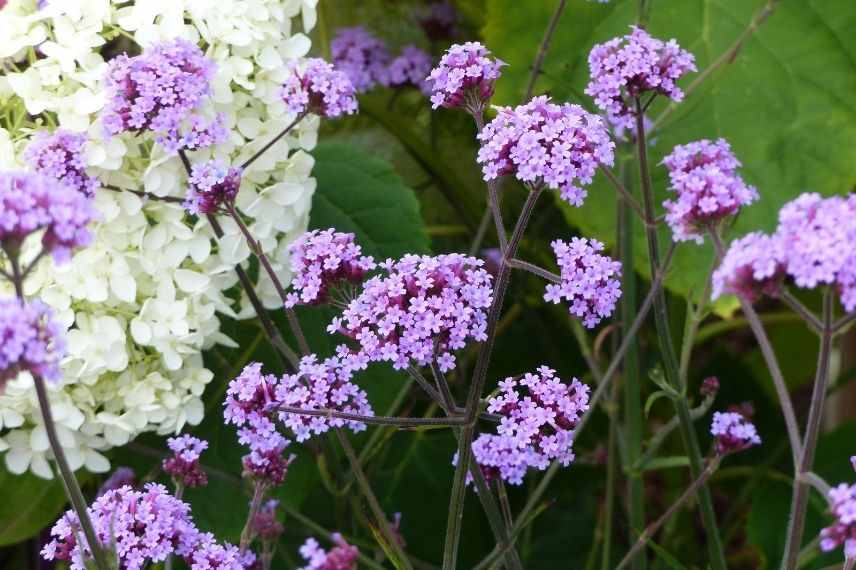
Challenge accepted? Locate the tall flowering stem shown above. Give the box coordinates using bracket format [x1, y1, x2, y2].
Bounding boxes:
[633, 97, 727, 570]
[782, 289, 835, 569]
[239, 111, 309, 171]
[470, 110, 508, 253]
[443, 186, 542, 570]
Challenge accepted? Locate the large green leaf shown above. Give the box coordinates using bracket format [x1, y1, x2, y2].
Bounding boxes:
[483, 0, 856, 298]
[0, 465, 71, 546]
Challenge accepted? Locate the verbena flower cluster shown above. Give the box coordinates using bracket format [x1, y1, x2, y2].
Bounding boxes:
[299, 534, 359, 570]
[24, 130, 99, 197]
[281, 58, 359, 119]
[331, 254, 493, 373]
[476, 96, 615, 206]
[0, 299, 65, 387]
[185, 159, 243, 215]
[285, 229, 376, 308]
[544, 238, 622, 328]
[252, 499, 284, 542]
[163, 434, 208, 488]
[470, 366, 590, 485]
[586, 26, 696, 129]
[417, 1, 457, 41]
[820, 480, 856, 560]
[711, 232, 786, 302]
[331, 27, 391, 92]
[426, 42, 505, 110]
[662, 138, 758, 243]
[710, 411, 761, 455]
[388, 46, 433, 93]
[0, 170, 95, 263]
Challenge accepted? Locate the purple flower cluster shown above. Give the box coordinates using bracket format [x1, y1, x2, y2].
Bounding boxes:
[711, 232, 785, 302]
[97, 466, 136, 497]
[252, 500, 284, 542]
[388, 46, 432, 93]
[470, 366, 590, 485]
[544, 238, 622, 328]
[426, 42, 504, 110]
[330, 254, 493, 372]
[820, 481, 856, 560]
[476, 96, 614, 206]
[102, 39, 217, 153]
[281, 58, 359, 119]
[586, 26, 696, 129]
[285, 229, 376, 309]
[662, 138, 758, 243]
[0, 171, 95, 263]
[179, 114, 229, 151]
[184, 160, 243, 215]
[0, 299, 65, 387]
[299, 534, 359, 570]
[43, 483, 245, 570]
[276, 355, 373, 442]
[163, 434, 209, 488]
[24, 130, 99, 196]
[417, 2, 457, 41]
[331, 27, 391, 92]
[186, 533, 248, 569]
[710, 411, 761, 455]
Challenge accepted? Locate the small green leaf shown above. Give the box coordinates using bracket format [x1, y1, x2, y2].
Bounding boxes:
[644, 389, 670, 417]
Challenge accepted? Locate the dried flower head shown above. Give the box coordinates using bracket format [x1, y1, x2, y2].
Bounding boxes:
[281, 58, 359, 119]
[711, 232, 786, 302]
[710, 411, 761, 455]
[426, 42, 504, 111]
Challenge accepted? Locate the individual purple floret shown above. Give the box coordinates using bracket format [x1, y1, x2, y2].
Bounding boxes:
[711, 232, 786, 302]
[0, 299, 65, 388]
[775, 193, 856, 312]
[417, 2, 457, 41]
[102, 38, 216, 152]
[469, 366, 590, 485]
[24, 129, 99, 196]
[820, 480, 856, 562]
[586, 26, 696, 129]
[426, 42, 505, 111]
[476, 96, 615, 206]
[710, 411, 761, 455]
[163, 434, 209, 489]
[281, 58, 359, 119]
[97, 466, 136, 497]
[544, 238, 622, 328]
[0, 171, 95, 263]
[184, 160, 243, 215]
[331, 27, 391, 92]
[276, 354, 373, 442]
[252, 500, 284, 542]
[330, 253, 493, 373]
[42, 484, 200, 570]
[662, 138, 758, 243]
[285, 229, 376, 309]
[388, 46, 432, 93]
[298, 534, 359, 570]
[179, 114, 229, 151]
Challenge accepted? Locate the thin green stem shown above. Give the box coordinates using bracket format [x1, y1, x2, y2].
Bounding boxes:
[240, 481, 267, 552]
[240, 111, 308, 170]
[779, 289, 823, 333]
[524, 0, 568, 100]
[277, 405, 466, 427]
[506, 258, 561, 283]
[601, 378, 620, 570]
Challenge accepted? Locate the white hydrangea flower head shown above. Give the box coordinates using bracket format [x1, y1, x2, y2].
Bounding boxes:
[0, 0, 320, 478]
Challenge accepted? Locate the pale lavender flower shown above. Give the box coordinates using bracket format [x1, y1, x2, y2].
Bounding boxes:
[469, 366, 590, 485]
[24, 129, 99, 196]
[476, 96, 615, 206]
[185, 532, 248, 570]
[388, 45, 432, 93]
[281, 58, 359, 118]
[710, 411, 761, 455]
[163, 435, 208, 488]
[276, 354, 373, 441]
[417, 2, 457, 41]
[544, 238, 622, 328]
[0, 299, 65, 387]
[586, 26, 696, 130]
[0, 171, 95, 263]
[662, 138, 758, 243]
[184, 159, 242, 215]
[285, 229, 376, 308]
[775, 193, 856, 312]
[331, 27, 391, 92]
[426, 42, 504, 111]
[102, 39, 216, 153]
[820, 480, 856, 561]
[298, 534, 359, 570]
[330, 253, 493, 372]
[179, 114, 229, 151]
[711, 232, 786, 302]
[96, 466, 136, 497]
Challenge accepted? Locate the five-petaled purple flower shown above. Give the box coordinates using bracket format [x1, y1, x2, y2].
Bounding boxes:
[710, 411, 761, 455]
[281, 58, 359, 119]
[184, 160, 242, 215]
[298, 534, 359, 570]
[331, 27, 391, 92]
[24, 129, 99, 196]
[426, 42, 505, 111]
[0, 299, 65, 388]
[163, 434, 209, 488]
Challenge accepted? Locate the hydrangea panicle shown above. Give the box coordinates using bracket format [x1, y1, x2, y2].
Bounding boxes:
[470, 366, 591, 485]
[820, 480, 856, 561]
[24, 129, 99, 196]
[331, 253, 493, 372]
[285, 229, 376, 308]
[426, 42, 504, 111]
[298, 534, 359, 570]
[281, 58, 359, 119]
[163, 434, 209, 488]
[710, 411, 761, 455]
[331, 27, 391, 92]
[185, 160, 243, 215]
[388, 46, 432, 93]
[586, 26, 696, 129]
[476, 96, 614, 206]
[0, 299, 65, 387]
[711, 232, 785, 302]
[662, 138, 758, 243]
[544, 238, 622, 328]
